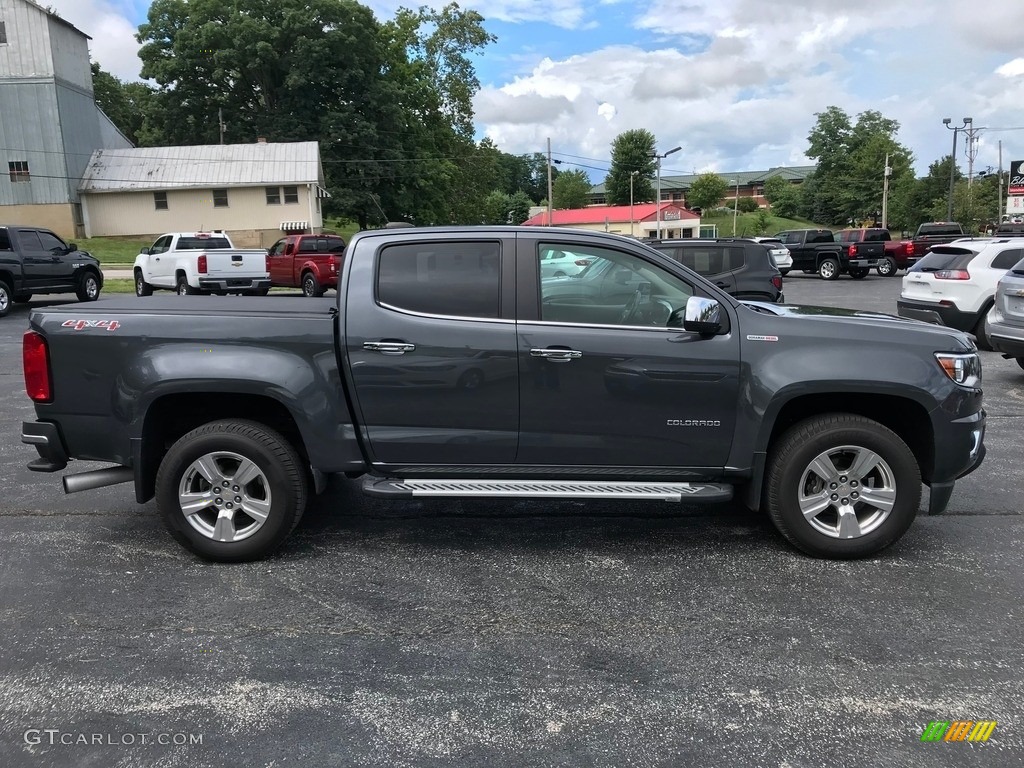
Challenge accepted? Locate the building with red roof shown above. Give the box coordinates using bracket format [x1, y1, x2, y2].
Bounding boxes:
[522, 203, 700, 239]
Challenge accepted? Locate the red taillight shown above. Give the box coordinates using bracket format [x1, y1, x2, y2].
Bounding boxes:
[772, 275, 783, 290]
[265, 254, 271, 273]
[198, 254, 208, 274]
[23, 331, 52, 403]
[848, 244, 856, 257]
[934, 270, 970, 280]
[904, 242, 914, 256]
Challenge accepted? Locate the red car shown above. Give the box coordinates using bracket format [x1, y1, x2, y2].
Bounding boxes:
[267, 234, 346, 296]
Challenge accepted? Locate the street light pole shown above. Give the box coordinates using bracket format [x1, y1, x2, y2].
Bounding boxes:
[943, 117, 972, 221]
[732, 178, 739, 235]
[651, 146, 681, 239]
[629, 170, 639, 237]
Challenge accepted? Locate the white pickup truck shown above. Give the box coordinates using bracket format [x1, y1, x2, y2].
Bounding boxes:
[133, 232, 271, 296]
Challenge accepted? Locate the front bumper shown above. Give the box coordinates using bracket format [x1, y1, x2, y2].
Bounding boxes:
[927, 407, 986, 515]
[897, 298, 979, 333]
[198, 277, 272, 292]
[22, 420, 69, 472]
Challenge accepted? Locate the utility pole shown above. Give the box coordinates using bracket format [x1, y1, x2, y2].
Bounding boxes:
[732, 177, 739, 236]
[943, 117, 971, 220]
[999, 140, 1004, 221]
[547, 138, 553, 226]
[629, 170, 639, 237]
[882, 153, 891, 230]
[219, 108, 226, 145]
[651, 145, 681, 239]
[964, 123, 982, 188]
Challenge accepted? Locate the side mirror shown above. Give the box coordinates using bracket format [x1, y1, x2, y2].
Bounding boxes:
[682, 296, 722, 335]
[67, 242, 77, 252]
[140, 247, 151, 255]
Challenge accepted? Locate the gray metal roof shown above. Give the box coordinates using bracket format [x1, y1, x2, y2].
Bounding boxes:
[79, 141, 323, 193]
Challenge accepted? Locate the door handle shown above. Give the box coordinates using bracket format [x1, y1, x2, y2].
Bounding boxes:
[363, 341, 415, 355]
[530, 348, 582, 362]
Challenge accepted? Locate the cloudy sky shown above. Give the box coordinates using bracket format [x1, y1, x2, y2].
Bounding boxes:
[48, 0, 1024, 180]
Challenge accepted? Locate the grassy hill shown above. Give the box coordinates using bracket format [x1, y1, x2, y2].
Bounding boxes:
[699, 210, 822, 238]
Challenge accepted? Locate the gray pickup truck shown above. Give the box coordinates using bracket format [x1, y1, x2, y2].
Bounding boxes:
[22, 227, 986, 562]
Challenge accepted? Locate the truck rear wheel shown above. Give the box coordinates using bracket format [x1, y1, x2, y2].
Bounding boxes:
[155, 420, 308, 562]
[176, 275, 199, 295]
[76, 271, 101, 302]
[301, 272, 323, 298]
[0, 279, 11, 317]
[764, 414, 920, 559]
[876, 257, 897, 277]
[849, 267, 869, 279]
[818, 258, 839, 280]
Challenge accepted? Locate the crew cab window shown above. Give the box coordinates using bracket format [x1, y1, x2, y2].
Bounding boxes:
[298, 237, 345, 253]
[992, 249, 1024, 270]
[17, 230, 43, 250]
[538, 243, 693, 328]
[37, 231, 66, 252]
[377, 241, 501, 319]
[0, 229, 10, 251]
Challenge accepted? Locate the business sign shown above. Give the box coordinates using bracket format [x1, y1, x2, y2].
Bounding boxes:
[1008, 196, 1024, 214]
[1010, 160, 1024, 195]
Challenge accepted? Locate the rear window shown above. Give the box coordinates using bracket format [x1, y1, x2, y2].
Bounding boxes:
[0, 228, 9, 250]
[653, 245, 744, 276]
[298, 237, 345, 254]
[916, 224, 963, 236]
[177, 236, 232, 250]
[911, 247, 978, 272]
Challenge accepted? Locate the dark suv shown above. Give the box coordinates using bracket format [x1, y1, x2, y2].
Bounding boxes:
[647, 238, 784, 302]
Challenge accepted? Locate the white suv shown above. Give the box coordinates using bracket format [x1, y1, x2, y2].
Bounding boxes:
[896, 238, 1024, 349]
[748, 237, 793, 275]
[987, 254, 1024, 370]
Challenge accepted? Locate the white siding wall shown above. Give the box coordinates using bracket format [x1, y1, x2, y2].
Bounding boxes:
[0, 0, 53, 78]
[83, 185, 321, 237]
[47, 15, 91, 92]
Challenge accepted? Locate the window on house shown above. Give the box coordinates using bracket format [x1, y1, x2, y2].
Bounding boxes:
[265, 187, 281, 205]
[212, 188, 228, 207]
[283, 186, 298, 204]
[0, 21, 7, 45]
[8, 161, 30, 182]
[154, 191, 168, 210]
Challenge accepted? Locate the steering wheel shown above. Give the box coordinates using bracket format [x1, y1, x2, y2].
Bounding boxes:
[618, 288, 642, 324]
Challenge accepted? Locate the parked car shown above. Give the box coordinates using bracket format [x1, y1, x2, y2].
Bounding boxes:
[897, 238, 1024, 349]
[774, 228, 882, 280]
[540, 247, 592, 278]
[986, 254, 1024, 371]
[648, 238, 783, 302]
[268, 234, 346, 297]
[835, 228, 916, 277]
[746, 237, 792, 275]
[909, 222, 965, 258]
[133, 232, 270, 296]
[0, 225, 102, 317]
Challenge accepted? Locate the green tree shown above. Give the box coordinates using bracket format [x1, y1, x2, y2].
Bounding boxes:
[552, 169, 592, 209]
[737, 196, 759, 213]
[686, 172, 728, 211]
[755, 209, 772, 234]
[91, 62, 155, 145]
[903, 155, 962, 229]
[604, 130, 656, 205]
[481, 190, 513, 224]
[761, 176, 789, 207]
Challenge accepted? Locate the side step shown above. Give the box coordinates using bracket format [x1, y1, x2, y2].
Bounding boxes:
[362, 477, 733, 503]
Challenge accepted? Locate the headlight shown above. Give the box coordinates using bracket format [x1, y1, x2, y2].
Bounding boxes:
[935, 353, 982, 388]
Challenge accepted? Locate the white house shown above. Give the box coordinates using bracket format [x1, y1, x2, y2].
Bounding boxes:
[78, 140, 329, 246]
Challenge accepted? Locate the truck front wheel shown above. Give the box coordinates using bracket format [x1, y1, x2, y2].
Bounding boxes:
[818, 258, 840, 280]
[764, 414, 920, 559]
[76, 271, 101, 302]
[0, 279, 11, 317]
[155, 420, 308, 562]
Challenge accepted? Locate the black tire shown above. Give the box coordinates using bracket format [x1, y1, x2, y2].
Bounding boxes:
[876, 257, 897, 277]
[764, 414, 921, 559]
[13, 293, 32, 304]
[818, 258, 840, 280]
[972, 311, 993, 351]
[134, 270, 153, 297]
[301, 272, 323, 298]
[0, 279, 11, 318]
[155, 419, 308, 562]
[849, 267, 869, 279]
[76, 271, 101, 302]
[176, 275, 199, 295]
[254, 286, 271, 296]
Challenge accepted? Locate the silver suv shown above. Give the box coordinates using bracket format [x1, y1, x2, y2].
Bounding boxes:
[987, 254, 1024, 371]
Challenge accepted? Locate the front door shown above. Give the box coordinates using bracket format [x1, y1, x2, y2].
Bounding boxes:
[516, 237, 741, 469]
[344, 234, 519, 466]
[147, 235, 174, 286]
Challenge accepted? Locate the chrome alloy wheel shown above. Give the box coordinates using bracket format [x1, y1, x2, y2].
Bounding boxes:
[177, 451, 272, 542]
[797, 444, 897, 539]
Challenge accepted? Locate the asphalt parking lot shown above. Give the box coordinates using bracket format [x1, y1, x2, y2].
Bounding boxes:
[1, 272, 1023, 768]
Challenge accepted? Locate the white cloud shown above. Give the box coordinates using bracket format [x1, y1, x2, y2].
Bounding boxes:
[47, 0, 144, 80]
[996, 59, 1024, 78]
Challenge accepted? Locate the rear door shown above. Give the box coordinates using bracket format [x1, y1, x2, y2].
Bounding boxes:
[344, 233, 519, 466]
[15, 229, 52, 288]
[516, 235, 740, 468]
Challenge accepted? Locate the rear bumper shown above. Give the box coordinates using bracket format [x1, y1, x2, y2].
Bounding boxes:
[897, 299, 978, 332]
[988, 320, 1024, 358]
[847, 258, 879, 268]
[198, 277, 272, 292]
[21, 420, 69, 472]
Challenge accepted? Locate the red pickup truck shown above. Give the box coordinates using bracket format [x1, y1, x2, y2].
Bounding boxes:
[834, 228, 916, 277]
[267, 234, 346, 296]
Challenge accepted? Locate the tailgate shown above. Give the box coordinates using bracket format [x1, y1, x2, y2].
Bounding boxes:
[204, 250, 268, 277]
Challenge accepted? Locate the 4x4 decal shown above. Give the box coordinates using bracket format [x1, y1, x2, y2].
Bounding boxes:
[61, 319, 120, 332]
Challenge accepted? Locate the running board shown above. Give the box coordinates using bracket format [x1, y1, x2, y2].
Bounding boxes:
[362, 477, 733, 502]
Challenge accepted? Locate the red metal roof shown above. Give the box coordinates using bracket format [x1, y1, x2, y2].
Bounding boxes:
[523, 203, 697, 227]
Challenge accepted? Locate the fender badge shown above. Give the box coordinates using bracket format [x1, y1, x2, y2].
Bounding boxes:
[746, 334, 778, 342]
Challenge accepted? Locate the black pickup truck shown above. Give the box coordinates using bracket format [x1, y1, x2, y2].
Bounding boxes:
[0, 226, 103, 317]
[22, 226, 986, 562]
[774, 228, 883, 280]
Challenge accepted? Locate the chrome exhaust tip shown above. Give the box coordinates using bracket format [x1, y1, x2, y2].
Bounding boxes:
[62, 466, 134, 494]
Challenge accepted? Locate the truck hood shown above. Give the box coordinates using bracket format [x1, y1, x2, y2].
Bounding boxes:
[740, 301, 977, 349]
